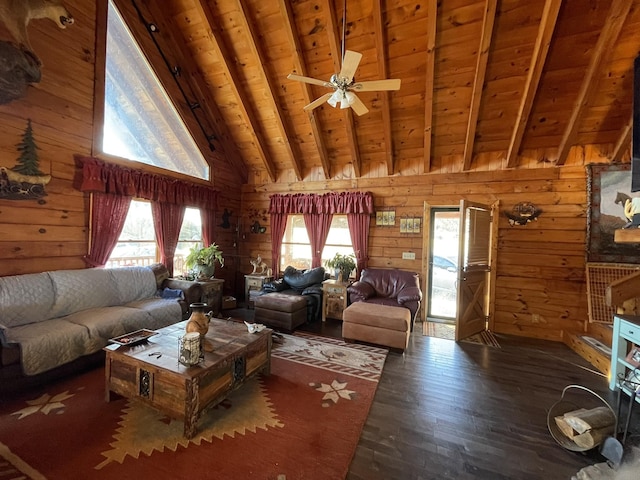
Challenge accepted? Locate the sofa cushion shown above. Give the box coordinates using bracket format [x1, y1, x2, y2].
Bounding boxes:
[49, 269, 120, 318]
[0, 272, 54, 327]
[64, 305, 152, 346]
[124, 298, 183, 329]
[110, 266, 158, 304]
[3, 318, 94, 376]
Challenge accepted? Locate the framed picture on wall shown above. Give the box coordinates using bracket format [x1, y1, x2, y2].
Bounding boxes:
[400, 218, 407, 233]
[586, 163, 640, 262]
[413, 218, 421, 233]
[376, 211, 384, 226]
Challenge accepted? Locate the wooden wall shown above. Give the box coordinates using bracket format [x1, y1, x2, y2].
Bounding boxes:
[241, 157, 602, 342]
[0, 0, 242, 291]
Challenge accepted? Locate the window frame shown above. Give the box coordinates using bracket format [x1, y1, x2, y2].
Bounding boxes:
[92, 0, 211, 182]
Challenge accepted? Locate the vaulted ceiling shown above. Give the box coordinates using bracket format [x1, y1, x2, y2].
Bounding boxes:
[115, 0, 640, 185]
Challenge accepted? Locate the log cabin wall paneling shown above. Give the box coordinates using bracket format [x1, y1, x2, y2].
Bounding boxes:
[0, 0, 242, 283]
[241, 160, 594, 342]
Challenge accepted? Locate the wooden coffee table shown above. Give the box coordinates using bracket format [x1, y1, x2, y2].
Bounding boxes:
[104, 318, 272, 438]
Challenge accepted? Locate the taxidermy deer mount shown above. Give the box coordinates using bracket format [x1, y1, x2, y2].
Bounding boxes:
[0, 0, 74, 104]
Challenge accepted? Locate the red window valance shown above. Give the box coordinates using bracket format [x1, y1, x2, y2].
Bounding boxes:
[76, 155, 218, 209]
[269, 191, 374, 214]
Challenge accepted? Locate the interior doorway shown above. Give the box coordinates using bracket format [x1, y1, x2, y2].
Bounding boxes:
[427, 208, 460, 321]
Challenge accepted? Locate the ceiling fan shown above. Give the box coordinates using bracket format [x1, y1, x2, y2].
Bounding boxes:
[287, 50, 401, 116]
[286, 0, 400, 116]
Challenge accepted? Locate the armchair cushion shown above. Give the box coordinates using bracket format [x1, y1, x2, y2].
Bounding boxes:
[347, 268, 422, 331]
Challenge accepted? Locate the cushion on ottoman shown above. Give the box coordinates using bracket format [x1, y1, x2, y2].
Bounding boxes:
[342, 302, 411, 350]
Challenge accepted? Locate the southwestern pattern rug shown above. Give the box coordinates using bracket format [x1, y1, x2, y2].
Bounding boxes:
[0, 332, 387, 480]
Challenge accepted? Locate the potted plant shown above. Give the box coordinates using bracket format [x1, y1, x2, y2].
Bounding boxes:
[185, 243, 224, 279]
[325, 252, 357, 282]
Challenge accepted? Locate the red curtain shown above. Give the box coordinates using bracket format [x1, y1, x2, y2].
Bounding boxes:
[151, 202, 186, 276]
[85, 192, 131, 268]
[269, 191, 373, 214]
[269, 192, 373, 277]
[77, 155, 219, 209]
[270, 212, 288, 278]
[347, 213, 371, 279]
[304, 213, 333, 268]
[201, 209, 216, 247]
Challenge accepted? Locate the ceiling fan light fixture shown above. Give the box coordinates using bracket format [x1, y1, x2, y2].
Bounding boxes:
[328, 90, 342, 108]
[344, 91, 356, 105]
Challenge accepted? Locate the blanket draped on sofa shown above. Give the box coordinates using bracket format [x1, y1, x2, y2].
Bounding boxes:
[0, 266, 182, 376]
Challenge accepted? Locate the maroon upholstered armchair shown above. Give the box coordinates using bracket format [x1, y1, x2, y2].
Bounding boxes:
[347, 268, 422, 331]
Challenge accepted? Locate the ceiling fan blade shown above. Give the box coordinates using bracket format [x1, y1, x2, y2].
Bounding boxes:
[287, 73, 332, 88]
[350, 79, 401, 92]
[339, 50, 362, 83]
[303, 92, 334, 112]
[349, 93, 369, 116]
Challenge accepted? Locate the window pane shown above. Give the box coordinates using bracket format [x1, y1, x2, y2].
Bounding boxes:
[280, 215, 311, 270]
[279, 214, 354, 275]
[175, 207, 202, 276]
[107, 200, 156, 268]
[103, 1, 209, 180]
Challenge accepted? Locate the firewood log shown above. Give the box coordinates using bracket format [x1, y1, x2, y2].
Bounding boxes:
[563, 407, 615, 434]
[572, 425, 615, 449]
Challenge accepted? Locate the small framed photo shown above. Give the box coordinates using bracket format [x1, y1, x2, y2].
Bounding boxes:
[400, 218, 407, 233]
[376, 211, 383, 226]
[413, 218, 421, 233]
[406, 218, 414, 233]
[388, 211, 396, 226]
[382, 211, 389, 226]
[626, 345, 640, 368]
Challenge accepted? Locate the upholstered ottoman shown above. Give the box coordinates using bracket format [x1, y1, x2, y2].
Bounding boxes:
[342, 302, 411, 350]
[254, 293, 308, 331]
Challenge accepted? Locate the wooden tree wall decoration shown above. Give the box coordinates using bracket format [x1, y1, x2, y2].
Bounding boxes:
[0, 119, 51, 200]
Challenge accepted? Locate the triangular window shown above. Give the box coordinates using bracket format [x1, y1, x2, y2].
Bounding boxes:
[102, 0, 209, 180]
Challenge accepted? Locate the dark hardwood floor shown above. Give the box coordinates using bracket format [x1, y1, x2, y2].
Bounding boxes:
[232, 306, 639, 479]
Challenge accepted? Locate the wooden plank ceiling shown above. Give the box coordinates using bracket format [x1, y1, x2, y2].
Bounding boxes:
[119, 0, 640, 183]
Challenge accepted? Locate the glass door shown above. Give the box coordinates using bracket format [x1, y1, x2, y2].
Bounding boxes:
[428, 208, 460, 319]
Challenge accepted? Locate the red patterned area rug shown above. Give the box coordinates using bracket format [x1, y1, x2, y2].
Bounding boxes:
[0, 332, 387, 480]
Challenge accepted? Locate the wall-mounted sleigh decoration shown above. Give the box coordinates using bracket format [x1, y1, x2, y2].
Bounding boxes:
[0, 0, 74, 104]
[0, 119, 51, 200]
[504, 202, 542, 226]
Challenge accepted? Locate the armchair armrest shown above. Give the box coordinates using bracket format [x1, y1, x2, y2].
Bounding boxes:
[347, 281, 375, 302]
[397, 286, 423, 305]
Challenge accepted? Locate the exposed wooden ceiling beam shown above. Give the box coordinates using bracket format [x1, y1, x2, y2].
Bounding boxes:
[278, 0, 331, 179]
[556, 0, 632, 166]
[139, 0, 248, 184]
[610, 116, 632, 163]
[324, 0, 362, 178]
[194, 0, 278, 182]
[372, 1, 394, 176]
[423, 0, 437, 173]
[505, 0, 562, 169]
[462, 0, 497, 171]
[236, 0, 303, 181]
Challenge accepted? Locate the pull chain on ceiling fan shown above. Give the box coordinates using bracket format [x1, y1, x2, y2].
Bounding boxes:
[287, 0, 401, 116]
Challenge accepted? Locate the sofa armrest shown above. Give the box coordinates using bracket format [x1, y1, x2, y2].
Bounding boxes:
[347, 281, 375, 302]
[163, 279, 203, 306]
[397, 286, 423, 305]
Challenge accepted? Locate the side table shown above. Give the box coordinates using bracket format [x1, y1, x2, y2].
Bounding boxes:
[322, 279, 350, 321]
[245, 274, 273, 308]
[197, 279, 224, 316]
